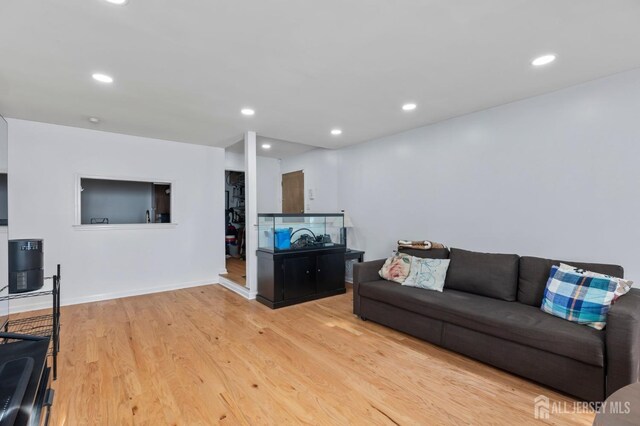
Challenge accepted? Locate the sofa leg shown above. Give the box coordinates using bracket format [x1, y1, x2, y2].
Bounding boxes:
[359, 316, 367, 321]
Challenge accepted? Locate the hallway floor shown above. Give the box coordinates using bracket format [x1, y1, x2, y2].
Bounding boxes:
[221, 256, 246, 287]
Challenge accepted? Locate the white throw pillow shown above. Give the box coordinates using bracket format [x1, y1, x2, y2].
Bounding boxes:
[402, 257, 450, 291]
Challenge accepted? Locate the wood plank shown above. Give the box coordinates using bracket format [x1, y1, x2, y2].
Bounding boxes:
[221, 257, 246, 287]
[31, 285, 596, 425]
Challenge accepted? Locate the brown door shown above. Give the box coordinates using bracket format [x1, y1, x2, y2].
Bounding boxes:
[282, 170, 304, 213]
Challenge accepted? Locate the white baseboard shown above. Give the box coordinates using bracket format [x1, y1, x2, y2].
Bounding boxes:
[8, 278, 220, 314]
[218, 276, 256, 300]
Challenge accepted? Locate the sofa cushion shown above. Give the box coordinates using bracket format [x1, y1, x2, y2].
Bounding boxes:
[518, 256, 624, 307]
[359, 281, 605, 366]
[444, 248, 519, 301]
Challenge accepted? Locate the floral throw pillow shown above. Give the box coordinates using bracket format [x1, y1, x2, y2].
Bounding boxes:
[379, 253, 412, 283]
[402, 257, 451, 292]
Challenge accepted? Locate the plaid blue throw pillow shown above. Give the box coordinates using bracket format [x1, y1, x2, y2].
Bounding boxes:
[541, 266, 618, 330]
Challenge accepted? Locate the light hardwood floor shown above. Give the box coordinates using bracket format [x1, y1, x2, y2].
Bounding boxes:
[46, 285, 594, 425]
[221, 257, 246, 287]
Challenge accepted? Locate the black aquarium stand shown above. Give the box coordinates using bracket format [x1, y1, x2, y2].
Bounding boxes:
[0, 264, 61, 380]
[257, 247, 346, 309]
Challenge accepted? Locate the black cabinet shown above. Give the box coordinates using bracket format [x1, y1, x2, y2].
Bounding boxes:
[283, 256, 315, 300]
[316, 252, 345, 293]
[257, 247, 346, 309]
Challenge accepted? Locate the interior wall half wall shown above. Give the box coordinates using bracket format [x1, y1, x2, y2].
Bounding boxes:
[8, 118, 225, 309]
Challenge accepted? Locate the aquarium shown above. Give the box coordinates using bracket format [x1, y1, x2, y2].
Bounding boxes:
[258, 213, 345, 252]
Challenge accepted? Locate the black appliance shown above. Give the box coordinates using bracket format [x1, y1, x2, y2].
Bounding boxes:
[8, 239, 44, 294]
[0, 357, 34, 426]
[0, 340, 53, 426]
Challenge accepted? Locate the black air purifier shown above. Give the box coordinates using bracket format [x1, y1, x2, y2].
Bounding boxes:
[8, 239, 44, 294]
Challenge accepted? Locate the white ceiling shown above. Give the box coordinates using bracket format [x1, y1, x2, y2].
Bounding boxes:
[227, 137, 316, 160]
[1, 1, 640, 150]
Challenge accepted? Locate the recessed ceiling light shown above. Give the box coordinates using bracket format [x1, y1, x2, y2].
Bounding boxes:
[402, 103, 417, 111]
[88, 117, 100, 124]
[531, 54, 557, 67]
[262, 143, 271, 149]
[331, 129, 342, 136]
[241, 108, 255, 116]
[104, 0, 128, 5]
[92, 73, 114, 83]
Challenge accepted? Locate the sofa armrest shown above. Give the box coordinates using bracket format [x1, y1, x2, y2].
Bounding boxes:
[353, 259, 386, 316]
[606, 288, 640, 397]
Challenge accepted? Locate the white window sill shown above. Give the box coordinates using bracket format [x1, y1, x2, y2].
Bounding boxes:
[72, 223, 178, 231]
[0, 227, 7, 234]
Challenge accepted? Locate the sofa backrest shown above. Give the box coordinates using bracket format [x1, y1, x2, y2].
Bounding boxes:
[444, 248, 520, 301]
[397, 247, 450, 259]
[518, 256, 625, 307]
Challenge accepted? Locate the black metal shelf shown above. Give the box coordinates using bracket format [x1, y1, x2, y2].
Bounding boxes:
[0, 285, 56, 300]
[0, 264, 61, 379]
[4, 315, 58, 356]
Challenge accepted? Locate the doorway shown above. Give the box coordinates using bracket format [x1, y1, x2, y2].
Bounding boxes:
[222, 170, 247, 287]
[153, 183, 171, 223]
[282, 170, 304, 214]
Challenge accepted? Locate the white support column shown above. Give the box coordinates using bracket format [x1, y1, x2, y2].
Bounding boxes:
[244, 131, 258, 298]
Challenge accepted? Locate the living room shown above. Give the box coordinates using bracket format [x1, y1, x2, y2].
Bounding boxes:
[0, 1, 639, 425]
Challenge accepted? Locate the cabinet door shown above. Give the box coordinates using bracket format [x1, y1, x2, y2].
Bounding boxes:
[283, 256, 315, 300]
[316, 253, 345, 293]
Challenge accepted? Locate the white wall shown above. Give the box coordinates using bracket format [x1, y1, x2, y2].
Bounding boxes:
[338, 68, 640, 280]
[281, 148, 339, 213]
[8, 119, 225, 310]
[224, 151, 245, 172]
[225, 151, 282, 214]
[256, 157, 282, 213]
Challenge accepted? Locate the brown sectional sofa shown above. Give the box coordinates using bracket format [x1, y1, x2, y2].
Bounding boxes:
[353, 247, 640, 401]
